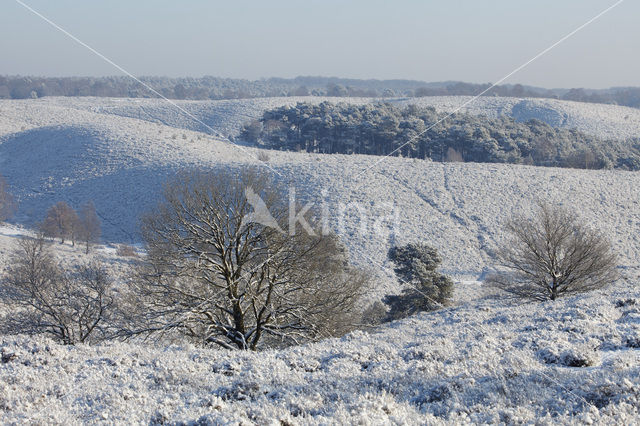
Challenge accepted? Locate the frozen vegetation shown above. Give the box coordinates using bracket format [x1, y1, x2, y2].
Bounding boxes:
[240, 102, 640, 169]
[0, 95, 639, 423]
[0, 248, 638, 423]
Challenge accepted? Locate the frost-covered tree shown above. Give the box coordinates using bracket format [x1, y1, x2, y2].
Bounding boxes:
[240, 120, 263, 143]
[383, 243, 453, 320]
[327, 83, 348, 97]
[4, 75, 640, 107]
[41, 201, 79, 245]
[78, 201, 101, 254]
[0, 175, 17, 222]
[121, 168, 369, 350]
[293, 85, 309, 96]
[487, 202, 619, 301]
[0, 237, 115, 345]
[242, 102, 640, 170]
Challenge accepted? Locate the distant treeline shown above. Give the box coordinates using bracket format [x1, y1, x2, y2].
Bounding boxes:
[240, 102, 640, 170]
[2, 75, 640, 109]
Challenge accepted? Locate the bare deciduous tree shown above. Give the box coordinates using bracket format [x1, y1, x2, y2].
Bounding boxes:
[0, 175, 17, 222]
[41, 201, 79, 245]
[487, 202, 618, 301]
[78, 201, 101, 254]
[0, 237, 115, 344]
[120, 168, 368, 350]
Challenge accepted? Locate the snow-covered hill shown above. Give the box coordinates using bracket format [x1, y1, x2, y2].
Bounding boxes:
[2, 96, 640, 297]
[1, 278, 639, 424]
[1, 96, 640, 423]
[49, 95, 640, 140]
[397, 96, 640, 141]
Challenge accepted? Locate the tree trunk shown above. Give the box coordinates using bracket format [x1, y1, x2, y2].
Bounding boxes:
[550, 282, 558, 300]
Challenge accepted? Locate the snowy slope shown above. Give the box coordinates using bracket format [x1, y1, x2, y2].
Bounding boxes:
[1, 278, 639, 424]
[2, 97, 640, 298]
[397, 96, 640, 141]
[48, 96, 372, 139]
[49, 95, 640, 140]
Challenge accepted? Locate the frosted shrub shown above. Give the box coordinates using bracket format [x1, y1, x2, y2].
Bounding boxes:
[0, 237, 115, 345]
[383, 243, 453, 321]
[487, 202, 618, 301]
[116, 244, 138, 258]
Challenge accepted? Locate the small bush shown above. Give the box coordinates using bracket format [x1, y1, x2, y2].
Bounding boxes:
[116, 244, 138, 257]
[538, 347, 599, 367]
[361, 301, 387, 326]
[0, 237, 115, 345]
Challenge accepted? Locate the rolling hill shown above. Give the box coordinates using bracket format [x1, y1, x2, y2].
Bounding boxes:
[1, 95, 640, 423]
[1, 96, 640, 290]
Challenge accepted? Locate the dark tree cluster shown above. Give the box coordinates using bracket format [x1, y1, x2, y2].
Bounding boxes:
[240, 102, 640, 170]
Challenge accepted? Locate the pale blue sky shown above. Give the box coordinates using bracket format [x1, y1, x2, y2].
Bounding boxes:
[0, 0, 637, 88]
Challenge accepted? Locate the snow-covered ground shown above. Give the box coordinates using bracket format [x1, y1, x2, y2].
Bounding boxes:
[1, 278, 639, 424]
[1, 96, 640, 423]
[396, 96, 640, 141]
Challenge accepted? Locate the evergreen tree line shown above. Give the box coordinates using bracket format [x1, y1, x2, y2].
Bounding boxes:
[240, 102, 640, 170]
[2, 75, 640, 109]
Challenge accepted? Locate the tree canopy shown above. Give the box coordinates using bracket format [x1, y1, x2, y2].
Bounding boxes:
[241, 102, 640, 170]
